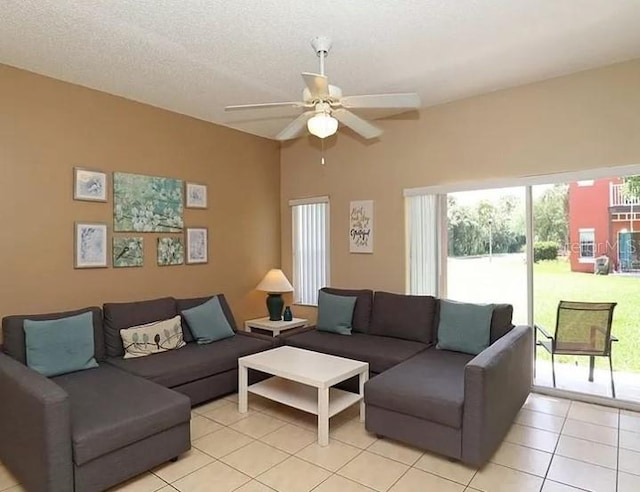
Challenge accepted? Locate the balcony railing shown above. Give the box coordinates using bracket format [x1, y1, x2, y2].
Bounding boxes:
[610, 183, 640, 207]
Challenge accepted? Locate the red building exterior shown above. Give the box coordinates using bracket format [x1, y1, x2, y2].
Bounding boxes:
[568, 178, 640, 273]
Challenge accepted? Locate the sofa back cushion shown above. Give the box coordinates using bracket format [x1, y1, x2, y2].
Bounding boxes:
[2, 306, 105, 364]
[320, 287, 373, 333]
[491, 304, 515, 343]
[369, 291, 437, 344]
[176, 294, 238, 342]
[103, 297, 177, 357]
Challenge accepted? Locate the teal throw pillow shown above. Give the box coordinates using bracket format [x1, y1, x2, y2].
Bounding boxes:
[317, 291, 357, 335]
[24, 312, 99, 377]
[181, 296, 235, 344]
[436, 300, 494, 355]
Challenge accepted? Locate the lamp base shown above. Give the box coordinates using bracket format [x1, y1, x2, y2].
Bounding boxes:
[266, 293, 284, 321]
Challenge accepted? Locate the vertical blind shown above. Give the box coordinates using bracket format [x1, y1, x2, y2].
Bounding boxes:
[291, 197, 329, 305]
[406, 194, 439, 296]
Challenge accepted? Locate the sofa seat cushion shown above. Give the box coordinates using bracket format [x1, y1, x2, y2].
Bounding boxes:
[106, 332, 273, 388]
[53, 365, 190, 466]
[364, 348, 474, 429]
[284, 330, 428, 373]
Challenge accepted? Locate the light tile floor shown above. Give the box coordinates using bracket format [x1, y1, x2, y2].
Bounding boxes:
[2, 393, 640, 492]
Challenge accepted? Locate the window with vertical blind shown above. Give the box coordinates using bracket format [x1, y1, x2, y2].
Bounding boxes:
[290, 196, 330, 305]
[405, 193, 441, 296]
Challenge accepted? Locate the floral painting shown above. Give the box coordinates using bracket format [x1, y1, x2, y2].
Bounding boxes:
[74, 168, 107, 202]
[113, 237, 143, 268]
[157, 237, 184, 266]
[113, 172, 183, 232]
[349, 200, 374, 253]
[186, 227, 208, 264]
[185, 182, 207, 209]
[75, 223, 108, 268]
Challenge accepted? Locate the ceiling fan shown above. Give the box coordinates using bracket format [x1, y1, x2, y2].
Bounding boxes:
[225, 37, 421, 141]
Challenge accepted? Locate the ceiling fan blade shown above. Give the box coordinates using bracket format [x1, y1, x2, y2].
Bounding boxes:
[340, 93, 421, 109]
[301, 72, 329, 99]
[275, 112, 314, 141]
[332, 109, 383, 139]
[225, 101, 307, 111]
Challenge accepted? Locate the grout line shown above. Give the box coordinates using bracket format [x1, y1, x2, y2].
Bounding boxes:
[617, 409, 621, 492]
[542, 403, 567, 486]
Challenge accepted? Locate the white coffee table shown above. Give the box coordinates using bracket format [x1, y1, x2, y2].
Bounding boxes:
[238, 346, 369, 446]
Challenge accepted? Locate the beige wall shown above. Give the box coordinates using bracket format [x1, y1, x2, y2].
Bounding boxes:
[281, 59, 640, 321]
[0, 64, 281, 335]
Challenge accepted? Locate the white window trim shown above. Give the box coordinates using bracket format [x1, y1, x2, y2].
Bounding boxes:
[403, 163, 640, 196]
[578, 228, 596, 260]
[289, 195, 329, 206]
[290, 196, 330, 306]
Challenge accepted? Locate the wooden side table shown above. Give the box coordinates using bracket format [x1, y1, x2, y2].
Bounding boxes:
[244, 317, 308, 337]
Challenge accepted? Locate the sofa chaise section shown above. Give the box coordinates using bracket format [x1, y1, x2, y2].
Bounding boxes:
[0, 306, 191, 492]
[365, 324, 533, 466]
[53, 365, 190, 492]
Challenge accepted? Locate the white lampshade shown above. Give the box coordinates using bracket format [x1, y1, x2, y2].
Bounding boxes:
[256, 269, 294, 293]
[307, 113, 338, 139]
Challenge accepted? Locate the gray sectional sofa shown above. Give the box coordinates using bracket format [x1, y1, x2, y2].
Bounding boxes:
[282, 288, 533, 466]
[0, 295, 278, 492]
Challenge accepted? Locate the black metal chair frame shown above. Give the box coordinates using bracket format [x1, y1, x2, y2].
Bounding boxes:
[535, 301, 618, 398]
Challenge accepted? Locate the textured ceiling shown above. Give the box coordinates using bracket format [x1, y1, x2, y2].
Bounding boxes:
[2, 1, 640, 140]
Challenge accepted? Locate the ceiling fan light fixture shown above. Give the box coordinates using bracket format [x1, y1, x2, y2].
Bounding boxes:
[307, 113, 338, 139]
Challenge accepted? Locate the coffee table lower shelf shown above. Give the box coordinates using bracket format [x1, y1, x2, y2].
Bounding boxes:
[248, 377, 362, 418]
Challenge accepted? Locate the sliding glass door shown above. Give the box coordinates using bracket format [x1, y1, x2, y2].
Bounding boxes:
[407, 168, 640, 405]
[445, 187, 528, 325]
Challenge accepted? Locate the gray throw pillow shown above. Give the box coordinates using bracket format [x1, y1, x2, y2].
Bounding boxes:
[24, 312, 99, 377]
[436, 300, 494, 355]
[181, 296, 235, 344]
[317, 291, 357, 335]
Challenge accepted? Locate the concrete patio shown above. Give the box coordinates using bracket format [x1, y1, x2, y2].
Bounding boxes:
[535, 359, 640, 404]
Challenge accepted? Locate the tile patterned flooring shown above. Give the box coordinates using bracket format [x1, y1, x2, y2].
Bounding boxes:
[2, 392, 640, 492]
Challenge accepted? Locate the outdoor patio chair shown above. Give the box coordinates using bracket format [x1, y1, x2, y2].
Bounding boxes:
[535, 301, 618, 397]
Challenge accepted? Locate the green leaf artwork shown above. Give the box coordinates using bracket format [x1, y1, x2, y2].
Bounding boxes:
[113, 237, 143, 268]
[157, 237, 184, 266]
[113, 172, 183, 232]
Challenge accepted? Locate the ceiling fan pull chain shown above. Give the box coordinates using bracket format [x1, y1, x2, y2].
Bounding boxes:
[321, 138, 326, 165]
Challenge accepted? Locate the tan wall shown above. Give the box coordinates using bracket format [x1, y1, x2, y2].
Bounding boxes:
[281, 59, 640, 321]
[0, 65, 281, 336]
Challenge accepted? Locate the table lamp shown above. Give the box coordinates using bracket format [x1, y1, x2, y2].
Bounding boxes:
[256, 269, 294, 321]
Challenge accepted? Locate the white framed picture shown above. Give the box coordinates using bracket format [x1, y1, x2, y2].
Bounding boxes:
[75, 222, 108, 268]
[186, 227, 208, 264]
[74, 167, 107, 202]
[185, 182, 208, 209]
[349, 200, 374, 254]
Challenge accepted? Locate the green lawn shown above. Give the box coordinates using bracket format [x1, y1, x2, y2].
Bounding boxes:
[533, 259, 640, 373]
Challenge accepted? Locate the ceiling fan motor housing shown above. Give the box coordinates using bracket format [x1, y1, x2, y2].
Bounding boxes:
[302, 85, 343, 104]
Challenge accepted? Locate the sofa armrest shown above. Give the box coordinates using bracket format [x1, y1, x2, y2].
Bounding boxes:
[0, 352, 73, 492]
[236, 330, 284, 347]
[461, 325, 533, 466]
